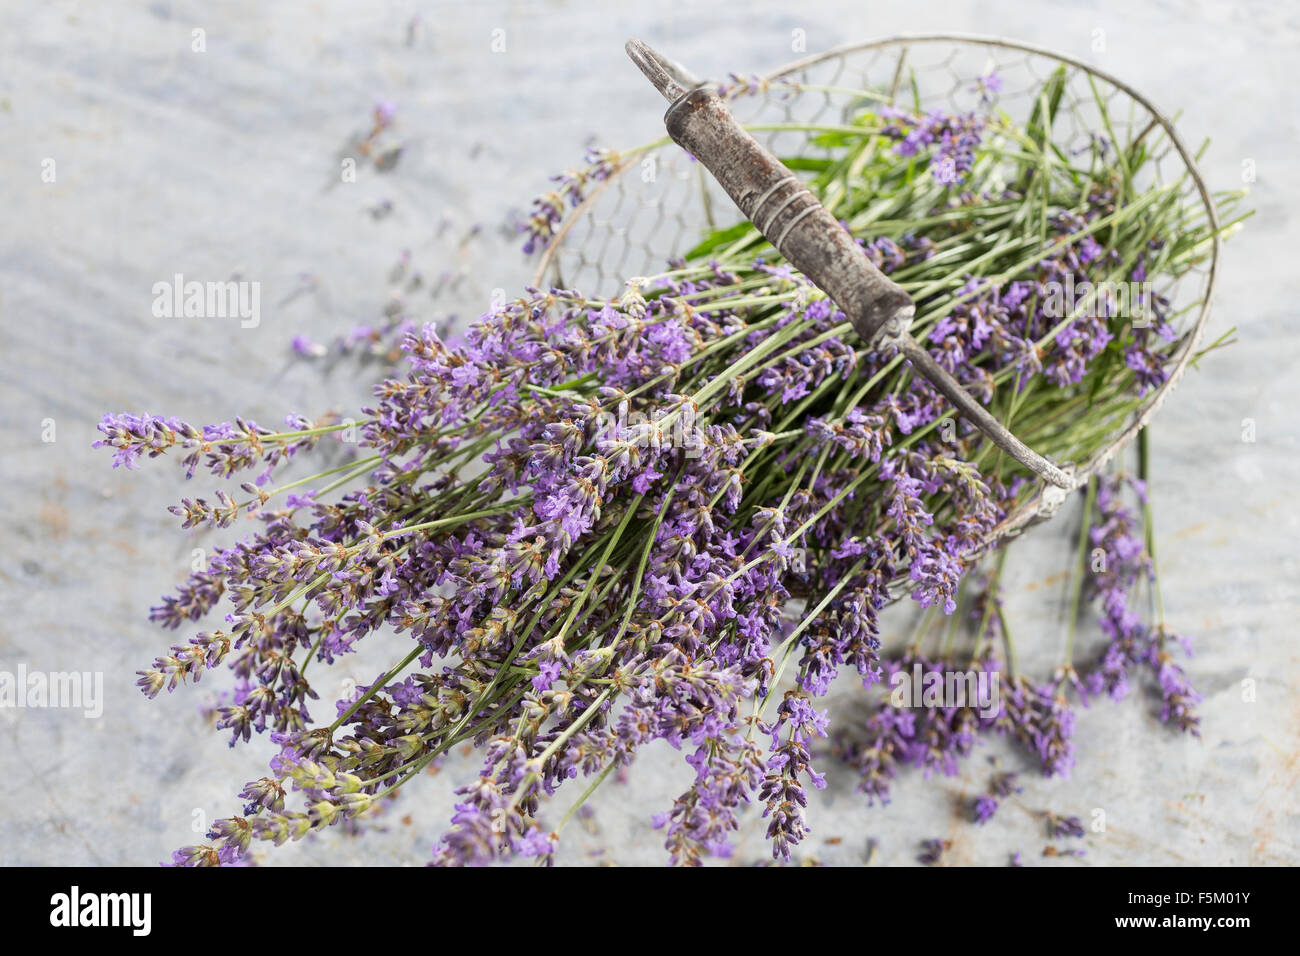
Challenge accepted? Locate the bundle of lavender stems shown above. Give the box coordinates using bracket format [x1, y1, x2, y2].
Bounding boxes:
[97, 69, 1244, 865]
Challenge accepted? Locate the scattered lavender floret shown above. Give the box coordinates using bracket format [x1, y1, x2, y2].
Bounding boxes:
[970, 771, 1021, 824]
[1047, 811, 1086, 839]
[918, 838, 950, 865]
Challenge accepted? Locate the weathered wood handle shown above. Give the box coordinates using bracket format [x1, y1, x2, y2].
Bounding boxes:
[663, 86, 914, 344]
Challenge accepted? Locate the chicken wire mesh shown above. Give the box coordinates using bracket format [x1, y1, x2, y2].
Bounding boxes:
[531, 35, 1219, 549]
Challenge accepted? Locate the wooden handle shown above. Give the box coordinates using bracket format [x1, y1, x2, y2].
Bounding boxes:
[663, 86, 914, 344]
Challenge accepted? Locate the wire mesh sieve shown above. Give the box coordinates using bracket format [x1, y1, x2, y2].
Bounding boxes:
[531, 34, 1220, 556]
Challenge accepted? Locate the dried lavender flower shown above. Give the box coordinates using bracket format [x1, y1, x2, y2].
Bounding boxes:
[96, 68, 1237, 867]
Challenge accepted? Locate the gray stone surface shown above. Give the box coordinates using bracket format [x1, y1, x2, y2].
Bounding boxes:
[1, 0, 1295, 866]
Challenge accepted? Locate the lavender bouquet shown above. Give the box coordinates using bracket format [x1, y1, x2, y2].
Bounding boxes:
[98, 63, 1244, 866]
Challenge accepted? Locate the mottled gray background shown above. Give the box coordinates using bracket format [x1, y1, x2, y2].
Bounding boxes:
[1, 0, 1296, 866]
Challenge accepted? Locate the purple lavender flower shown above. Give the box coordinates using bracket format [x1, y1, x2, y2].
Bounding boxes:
[918, 838, 950, 865]
[881, 107, 987, 186]
[1047, 812, 1086, 839]
[520, 147, 618, 255]
[971, 794, 999, 824]
[1080, 476, 1201, 734]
